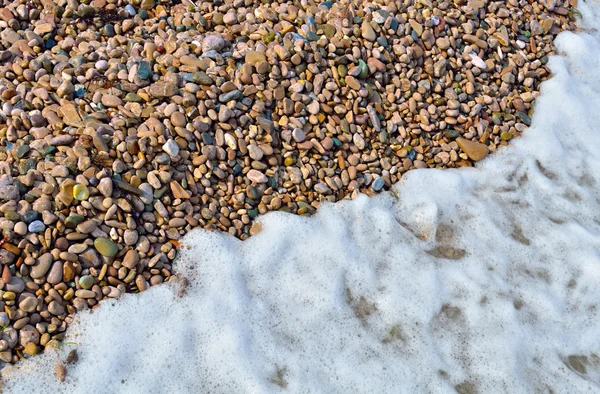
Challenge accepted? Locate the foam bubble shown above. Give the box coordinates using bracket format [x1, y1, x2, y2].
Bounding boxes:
[3, 2, 600, 392]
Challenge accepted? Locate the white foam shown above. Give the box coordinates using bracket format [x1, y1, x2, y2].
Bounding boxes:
[4, 2, 600, 392]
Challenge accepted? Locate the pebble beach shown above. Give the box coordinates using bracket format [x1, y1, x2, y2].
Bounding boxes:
[0, 0, 581, 374]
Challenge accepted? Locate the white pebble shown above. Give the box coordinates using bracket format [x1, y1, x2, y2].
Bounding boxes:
[162, 139, 179, 157]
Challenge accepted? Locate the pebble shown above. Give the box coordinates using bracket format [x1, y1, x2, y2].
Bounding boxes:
[19, 297, 37, 313]
[361, 21, 377, 42]
[79, 276, 94, 290]
[163, 139, 179, 157]
[28, 220, 45, 233]
[48, 301, 65, 316]
[122, 249, 139, 269]
[456, 138, 490, 161]
[247, 170, 268, 183]
[30, 253, 53, 279]
[248, 145, 264, 161]
[94, 238, 118, 257]
[372, 177, 385, 192]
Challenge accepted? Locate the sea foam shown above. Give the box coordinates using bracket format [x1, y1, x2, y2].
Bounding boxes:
[3, 1, 600, 393]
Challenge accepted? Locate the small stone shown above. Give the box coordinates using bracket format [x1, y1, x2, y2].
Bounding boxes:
[171, 112, 186, 127]
[361, 21, 376, 42]
[345, 76, 361, 90]
[307, 101, 320, 115]
[78, 275, 94, 290]
[125, 4, 136, 16]
[73, 184, 89, 200]
[372, 177, 385, 191]
[469, 54, 487, 70]
[292, 129, 306, 142]
[28, 220, 45, 233]
[219, 90, 241, 103]
[48, 301, 65, 316]
[202, 35, 225, 53]
[31, 253, 53, 279]
[247, 169, 267, 183]
[75, 289, 96, 299]
[101, 95, 122, 108]
[137, 61, 152, 79]
[140, 0, 155, 10]
[170, 181, 190, 199]
[46, 262, 63, 285]
[23, 343, 38, 356]
[94, 238, 118, 257]
[245, 51, 266, 65]
[0, 249, 15, 264]
[123, 230, 139, 245]
[19, 297, 37, 313]
[409, 20, 423, 36]
[149, 82, 178, 98]
[122, 249, 139, 269]
[314, 183, 330, 194]
[456, 137, 489, 161]
[163, 139, 179, 157]
[97, 178, 113, 197]
[248, 145, 264, 161]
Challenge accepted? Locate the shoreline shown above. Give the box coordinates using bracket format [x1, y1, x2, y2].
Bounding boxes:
[0, 0, 580, 369]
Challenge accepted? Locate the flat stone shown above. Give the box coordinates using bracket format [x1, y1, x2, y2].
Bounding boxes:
[248, 145, 264, 161]
[122, 249, 139, 269]
[202, 35, 225, 53]
[149, 82, 178, 98]
[170, 181, 190, 199]
[101, 95, 122, 108]
[28, 220, 45, 233]
[19, 296, 37, 313]
[5, 277, 24, 293]
[75, 289, 96, 299]
[257, 117, 274, 132]
[219, 90, 241, 103]
[372, 177, 385, 191]
[245, 51, 266, 65]
[30, 253, 53, 279]
[94, 238, 118, 257]
[361, 21, 376, 42]
[78, 275, 94, 290]
[457, 137, 489, 161]
[0, 249, 15, 265]
[140, 0, 155, 10]
[314, 183, 330, 194]
[171, 112, 186, 127]
[97, 178, 113, 197]
[163, 139, 179, 157]
[46, 261, 63, 285]
[34, 22, 54, 36]
[292, 128, 306, 142]
[409, 20, 423, 36]
[345, 76, 361, 90]
[59, 104, 83, 127]
[247, 169, 267, 183]
[307, 101, 320, 115]
[48, 301, 65, 315]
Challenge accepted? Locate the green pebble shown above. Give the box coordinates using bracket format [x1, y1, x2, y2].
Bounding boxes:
[124, 93, 142, 102]
[94, 238, 118, 257]
[15, 145, 30, 159]
[358, 59, 368, 79]
[78, 275, 94, 290]
[65, 214, 85, 229]
[4, 211, 20, 221]
[42, 146, 56, 156]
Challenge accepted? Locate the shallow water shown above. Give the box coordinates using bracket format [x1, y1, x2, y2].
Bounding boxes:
[4, 1, 600, 393]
